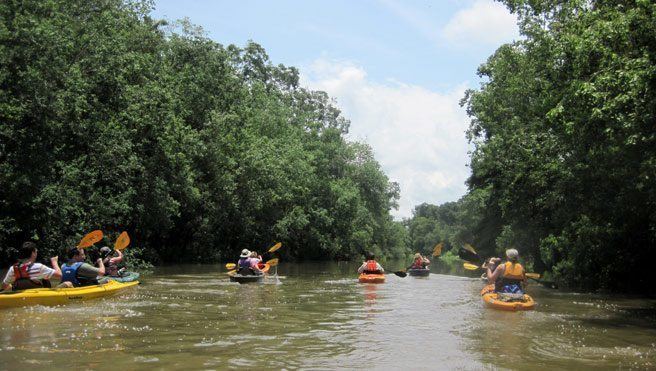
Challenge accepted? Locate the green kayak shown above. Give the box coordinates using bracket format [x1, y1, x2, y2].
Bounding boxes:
[98, 271, 140, 284]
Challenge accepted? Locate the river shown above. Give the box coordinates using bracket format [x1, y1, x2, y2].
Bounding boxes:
[1, 262, 655, 369]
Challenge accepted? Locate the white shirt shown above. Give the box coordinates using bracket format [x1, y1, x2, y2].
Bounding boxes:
[3, 262, 55, 285]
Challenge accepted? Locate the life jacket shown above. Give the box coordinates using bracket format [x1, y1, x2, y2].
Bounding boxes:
[363, 260, 381, 274]
[103, 256, 119, 276]
[61, 262, 97, 287]
[411, 258, 424, 269]
[495, 261, 525, 293]
[11, 263, 50, 291]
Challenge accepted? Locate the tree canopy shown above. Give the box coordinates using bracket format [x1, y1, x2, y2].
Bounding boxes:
[0, 0, 408, 264]
[450, 0, 655, 293]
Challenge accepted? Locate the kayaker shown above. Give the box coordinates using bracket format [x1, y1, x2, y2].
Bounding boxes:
[58, 247, 105, 287]
[2, 242, 62, 291]
[357, 252, 384, 274]
[409, 253, 430, 269]
[484, 257, 502, 285]
[249, 251, 263, 272]
[100, 246, 123, 277]
[237, 249, 255, 275]
[486, 249, 526, 293]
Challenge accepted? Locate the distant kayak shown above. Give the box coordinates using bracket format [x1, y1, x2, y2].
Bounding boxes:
[229, 263, 270, 284]
[98, 271, 140, 284]
[407, 268, 430, 277]
[358, 273, 385, 283]
[0, 280, 139, 309]
[480, 284, 535, 311]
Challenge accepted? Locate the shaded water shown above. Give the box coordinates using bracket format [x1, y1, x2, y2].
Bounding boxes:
[1, 262, 655, 369]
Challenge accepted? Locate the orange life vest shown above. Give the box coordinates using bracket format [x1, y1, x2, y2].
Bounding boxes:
[13, 263, 31, 279]
[411, 258, 424, 269]
[11, 263, 49, 291]
[365, 260, 380, 273]
[502, 261, 525, 280]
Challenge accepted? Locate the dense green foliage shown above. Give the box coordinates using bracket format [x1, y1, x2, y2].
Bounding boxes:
[428, 0, 655, 293]
[0, 0, 408, 265]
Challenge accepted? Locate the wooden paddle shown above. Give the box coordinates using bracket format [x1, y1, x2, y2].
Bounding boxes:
[77, 230, 103, 249]
[114, 231, 130, 251]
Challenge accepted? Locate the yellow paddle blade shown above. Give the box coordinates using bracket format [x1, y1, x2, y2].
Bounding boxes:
[463, 243, 477, 255]
[432, 242, 443, 257]
[266, 258, 279, 267]
[114, 231, 130, 251]
[225, 263, 236, 270]
[227, 270, 236, 276]
[463, 263, 480, 270]
[78, 230, 103, 248]
[526, 273, 541, 279]
[268, 242, 282, 253]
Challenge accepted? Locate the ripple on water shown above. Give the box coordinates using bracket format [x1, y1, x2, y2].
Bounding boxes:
[134, 356, 159, 363]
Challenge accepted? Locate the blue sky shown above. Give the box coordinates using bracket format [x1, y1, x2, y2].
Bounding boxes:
[152, 0, 519, 218]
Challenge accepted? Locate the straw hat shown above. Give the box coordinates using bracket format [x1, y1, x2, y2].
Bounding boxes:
[505, 249, 519, 259]
[240, 249, 251, 258]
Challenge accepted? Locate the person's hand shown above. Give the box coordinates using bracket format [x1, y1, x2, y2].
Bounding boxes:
[50, 256, 58, 263]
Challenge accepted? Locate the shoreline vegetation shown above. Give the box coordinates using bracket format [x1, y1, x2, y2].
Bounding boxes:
[1, 1, 654, 294]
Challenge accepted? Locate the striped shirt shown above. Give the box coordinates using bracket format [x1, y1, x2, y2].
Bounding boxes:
[2, 262, 55, 285]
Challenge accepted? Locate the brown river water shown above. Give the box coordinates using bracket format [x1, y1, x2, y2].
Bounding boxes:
[1, 262, 655, 370]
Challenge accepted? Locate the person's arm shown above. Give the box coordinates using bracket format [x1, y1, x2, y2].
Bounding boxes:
[357, 262, 366, 273]
[110, 249, 123, 264]
[96, 258, 105, 276]
[487, 264, 504, 283]
[2, 269, 14, 291]
[377, 262, 384, 273]
[49, 256, 62, 279]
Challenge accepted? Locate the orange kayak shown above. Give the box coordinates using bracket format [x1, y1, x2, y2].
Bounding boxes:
[358, 273, 385, 283]
[480, 284, 535, 311]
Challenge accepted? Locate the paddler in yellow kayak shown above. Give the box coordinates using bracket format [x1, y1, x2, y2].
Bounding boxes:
[357, 252, 384, 274]
[2, 241, 63, 291]
[486, 249, 527, 294]
[100, 246, 124, 277]
[58, 247, 105, 287]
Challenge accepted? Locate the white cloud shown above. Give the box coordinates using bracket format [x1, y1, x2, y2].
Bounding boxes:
[301, 59, 472, 219]
[442, 0, 519, 46]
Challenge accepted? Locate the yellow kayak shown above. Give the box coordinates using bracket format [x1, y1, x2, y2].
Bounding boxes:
[0, 280, 139, 309]
[480, 284, 535, 311]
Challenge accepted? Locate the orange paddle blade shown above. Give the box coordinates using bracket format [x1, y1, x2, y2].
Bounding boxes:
[266, 258, 279, 267]
[268, 242, 282, 253]
[114, 231, 130, 251]
[432, 242, 443, 257]
[525, 273, 541, 279]
[78, 230, 103, 248]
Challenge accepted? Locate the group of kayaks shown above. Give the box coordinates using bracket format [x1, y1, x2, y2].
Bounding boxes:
[357, 268, 535, 312]
[2, 266, 535, 311]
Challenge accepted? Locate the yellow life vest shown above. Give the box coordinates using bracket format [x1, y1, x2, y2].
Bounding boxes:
[502, 261, 525, 281]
